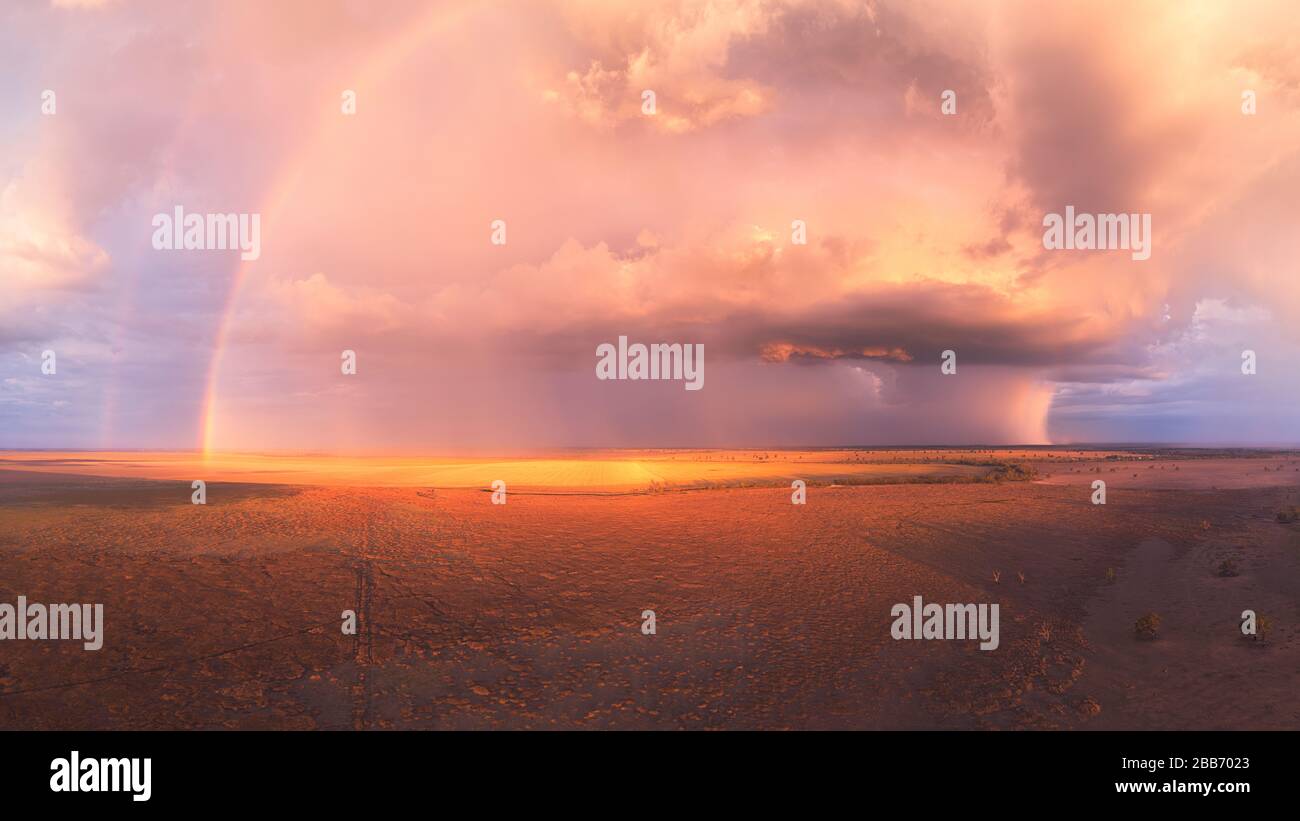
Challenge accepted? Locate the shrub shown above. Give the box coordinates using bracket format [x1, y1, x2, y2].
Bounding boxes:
[1243, 613, 1273, 644]
[1216, 558, 1239, 577]
[1256, 614, 1273, 643]
[1135, 612, 1161, 640]
[983, 462, 1038, 483]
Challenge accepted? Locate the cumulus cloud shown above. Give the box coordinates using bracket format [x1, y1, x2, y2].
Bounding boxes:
[544, 0, 775, 132]
[3, 0, 1299, 449]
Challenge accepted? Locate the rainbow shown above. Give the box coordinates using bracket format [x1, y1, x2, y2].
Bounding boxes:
[199, 3, 470, 458]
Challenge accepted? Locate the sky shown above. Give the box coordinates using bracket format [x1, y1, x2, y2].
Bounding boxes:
[2, 0, 1299, 452]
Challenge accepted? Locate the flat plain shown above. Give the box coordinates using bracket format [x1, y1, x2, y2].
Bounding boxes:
[0, 448, 1296, 729]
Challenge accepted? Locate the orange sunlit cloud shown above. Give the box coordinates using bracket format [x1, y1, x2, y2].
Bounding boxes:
[3, 0, 1300, 450]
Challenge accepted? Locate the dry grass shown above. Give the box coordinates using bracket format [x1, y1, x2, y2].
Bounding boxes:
[2, 450, 1298, 730]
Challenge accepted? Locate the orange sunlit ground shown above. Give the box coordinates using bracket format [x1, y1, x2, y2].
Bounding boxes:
[2, 448, 1296, 729]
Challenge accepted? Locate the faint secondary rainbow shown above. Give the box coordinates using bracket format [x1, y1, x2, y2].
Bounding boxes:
[199, 3, 472, 458]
